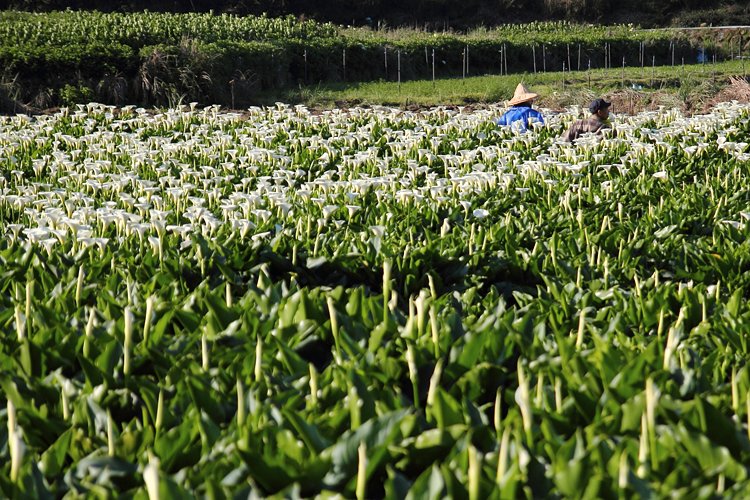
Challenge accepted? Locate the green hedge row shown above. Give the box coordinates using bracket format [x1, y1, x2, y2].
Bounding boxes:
[0, 42, 136, 75]
[1, 0, 734, 27]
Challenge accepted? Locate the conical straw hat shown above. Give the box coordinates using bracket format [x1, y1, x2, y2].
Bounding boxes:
[506, 83, 538, 106]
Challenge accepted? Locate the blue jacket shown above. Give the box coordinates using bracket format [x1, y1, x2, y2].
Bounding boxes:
[495, 105, 544, 132]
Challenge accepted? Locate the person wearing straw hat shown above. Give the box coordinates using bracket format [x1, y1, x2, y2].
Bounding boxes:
[495, 83, 544, 132]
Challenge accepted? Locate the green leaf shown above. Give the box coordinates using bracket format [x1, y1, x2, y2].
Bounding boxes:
[282, 408, 331, 454]
[322, 409, 410, 488]
[78, 355, 108, 388]
[429, 388, 465, 429]
[654, 225, 678, 239]
[95, 338, 122, 379]
[406, 464, 445, 500]
[238, 439, 298, 493]
[40, 428, 72, 478]
[174, 309, 201, 333]
[456, 330, 487, 370]
[677, 424, 747, 481]
[553, 433, 587, 497]
[272, 336, 309, 375]
[203, 291, 240, 334]
[186, 377, 226, 424]
[155, 414, 201, 472]
[385, 465, 412, 499]
[150, 309, 176, 345]
[73, 455, 137, 489]
[726, 288, 743, 318]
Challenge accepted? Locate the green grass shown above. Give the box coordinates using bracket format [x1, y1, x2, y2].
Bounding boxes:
[266, 59, 750, 109]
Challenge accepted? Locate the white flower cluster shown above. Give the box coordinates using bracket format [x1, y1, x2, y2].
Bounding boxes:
[0, 101, 748, 253]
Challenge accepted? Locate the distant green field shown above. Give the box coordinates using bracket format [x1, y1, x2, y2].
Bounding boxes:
[269, 59, 749, 109]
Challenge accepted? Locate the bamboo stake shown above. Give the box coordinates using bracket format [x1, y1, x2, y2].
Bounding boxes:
[503, 43, 508, 75]
[397, 49, 401, 93]
[384, 46, 388, 79]
[432, 49, 435, 87]
[462, 46, 466, 83]
[671, 40, 675, 66]
[651, 55, 655, 87]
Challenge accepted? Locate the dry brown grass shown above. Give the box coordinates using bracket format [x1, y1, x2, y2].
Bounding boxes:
[702, 76, 750, 111]
[605, 89, 688, 115]
[540, 75, 750, 117]
[605, 89, 651, 115]
[539, 87, 597, 114]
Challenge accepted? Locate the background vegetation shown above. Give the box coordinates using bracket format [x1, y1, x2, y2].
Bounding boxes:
[0, 10, 745, 111]
[2, 0, 750, 28]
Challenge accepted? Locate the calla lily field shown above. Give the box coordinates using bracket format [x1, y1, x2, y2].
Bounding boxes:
[2, 100, 750, 497]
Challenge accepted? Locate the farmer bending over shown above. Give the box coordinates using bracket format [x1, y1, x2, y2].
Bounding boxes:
[495, 83, 544, 132]
[562, 98, 613, 142]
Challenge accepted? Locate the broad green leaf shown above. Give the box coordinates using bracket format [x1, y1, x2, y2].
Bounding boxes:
[322, 409, 410, 488]
[39, 428, 72, 478]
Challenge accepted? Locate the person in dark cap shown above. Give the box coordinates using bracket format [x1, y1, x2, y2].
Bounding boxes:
[562, 98, 613, 142]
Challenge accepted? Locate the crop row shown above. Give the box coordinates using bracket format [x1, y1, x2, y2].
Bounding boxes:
[0, 13, 674, 48]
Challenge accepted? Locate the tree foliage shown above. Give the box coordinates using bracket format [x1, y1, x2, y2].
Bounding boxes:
[3, 0, 744, 28]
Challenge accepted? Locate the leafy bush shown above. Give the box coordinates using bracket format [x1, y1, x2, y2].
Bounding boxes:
[58, 83, 94, 106]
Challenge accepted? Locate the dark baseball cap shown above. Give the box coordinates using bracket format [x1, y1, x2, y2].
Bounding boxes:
[589, 98, 611, 114]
